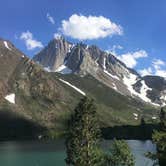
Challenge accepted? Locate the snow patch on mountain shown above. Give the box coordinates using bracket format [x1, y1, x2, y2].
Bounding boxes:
[133, 113, 138, 120]
[102, 57, 106, 70]
[123, 73, 158, 105]
[133, 113, 138, 117]
[5, 93, 15, 104]
[104, 70, 120, 80]
[44, 67, 51, 72]
[4, 41, 12, 50]
[160, 95, 166, 106]
[160, 95, 166, 101]
[134, 117, 138, 120]
[140, 80, 152, 101]
[55, 64, 72, 74]
[123, 73, 138, 95]
[94, 58, 99, 66]
[112, 83, 117, 90]
[102, 54, 120, 80]
[59, 79, 86, 96]
[152, 116, 157, 120]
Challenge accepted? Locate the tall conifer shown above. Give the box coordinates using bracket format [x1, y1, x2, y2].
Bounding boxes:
[65, 97, 104, 166]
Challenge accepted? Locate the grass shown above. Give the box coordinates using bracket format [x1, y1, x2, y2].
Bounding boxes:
[54, 73, 159, 126]
[0, 63, 159, 139]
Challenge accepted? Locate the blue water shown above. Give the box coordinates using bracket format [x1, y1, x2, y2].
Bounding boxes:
[0, 140, 158, 166]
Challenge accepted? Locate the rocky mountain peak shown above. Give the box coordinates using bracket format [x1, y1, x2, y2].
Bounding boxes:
[33, 38, 166, 106]
[33, 37, 73, 71]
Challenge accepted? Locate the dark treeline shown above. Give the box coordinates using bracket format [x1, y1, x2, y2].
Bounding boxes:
[0, 109, 46, 141]
[0, 108, 160, 141]
[102, 123, 160, 140]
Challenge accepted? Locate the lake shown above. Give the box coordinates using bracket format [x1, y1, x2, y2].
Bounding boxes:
[0, 140, 157, 166]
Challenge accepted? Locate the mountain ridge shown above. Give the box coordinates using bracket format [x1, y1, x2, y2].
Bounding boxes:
[0, 37, 161, 137]
[33, 36, 166, 107]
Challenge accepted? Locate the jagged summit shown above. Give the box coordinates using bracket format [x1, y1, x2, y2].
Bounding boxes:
[33, 37, 166, 106]
[33, 37, 73, 71]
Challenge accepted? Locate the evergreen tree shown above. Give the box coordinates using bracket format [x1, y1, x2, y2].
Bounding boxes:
[140, 117, 145, 126]
[159, 107, 166, 128]
[106, 139, 135, 166]
[65, 97, 105, 166]
[152, 107, 166, 166]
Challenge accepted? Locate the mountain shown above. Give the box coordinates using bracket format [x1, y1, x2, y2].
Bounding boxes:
[33, 36, 73, 71]
[0, 37, 162, 139]
[0, 38, 80, 138]
[34, 36, 166, 107]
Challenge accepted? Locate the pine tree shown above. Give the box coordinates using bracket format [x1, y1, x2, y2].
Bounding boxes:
[140, 117, 145, 126]
[152, 107, 166, 166]
[65, 97, 105, 166]
[106, 139, 135, 166]
[159, 107, 166, 128]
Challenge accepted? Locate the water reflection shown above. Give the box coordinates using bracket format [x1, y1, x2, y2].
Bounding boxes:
[0, 140, 158, 166]
[127, 140, 158, 166]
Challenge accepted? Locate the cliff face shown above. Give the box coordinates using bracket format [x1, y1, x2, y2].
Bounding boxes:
[0, 38, 78, 131]
[33, 36, 73, 71]
[0, 39, 24, 99]
[33, 37, 166, 106]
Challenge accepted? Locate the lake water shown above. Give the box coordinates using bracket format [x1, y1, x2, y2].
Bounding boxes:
[0, 140, 157, 166]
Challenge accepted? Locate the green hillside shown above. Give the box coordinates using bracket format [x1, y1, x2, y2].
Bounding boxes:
[55, 73, 159, 126]
[0, 52, 159, 139]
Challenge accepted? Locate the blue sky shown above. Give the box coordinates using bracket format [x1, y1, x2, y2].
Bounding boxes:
[0, 0, 166, 77]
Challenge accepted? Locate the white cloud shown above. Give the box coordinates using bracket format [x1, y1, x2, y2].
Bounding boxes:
[117, 50, 148, 68]
[152, 59, 165, 70]
[46, 13, 55, 25]
[152, 59, 166, 77]
[107, 45, 123, 55]
[153, 59, 165, 65]
[59, 14, 123, 40]
[139, 58, 166, 77]
[155, 69, 166, 77]
[112, 45, 123, 51]
[139, 67, 153, 76]
[20, 31, 43, 50]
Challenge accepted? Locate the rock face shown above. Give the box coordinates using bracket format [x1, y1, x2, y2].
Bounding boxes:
[133, 76, 166, 105]
[0, 38, 76, 130]
[34, 37, 166, 106]
[33, 36, 73, 71]
[0, 39, 24, 99]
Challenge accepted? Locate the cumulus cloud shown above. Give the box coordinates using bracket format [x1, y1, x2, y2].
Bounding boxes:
[139, 58, 166, 77]
[46, 13, 55, 25]
[107, 45, 123, 55]
[152, 59, 165, 70]
[117, 50, 148, 68]
[139, 67, 153, 76]
[155, 69, 166, 77]
[20, 31, 43, 50]
[152, 59, 166, 77]
[59, 14, 123, 40]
